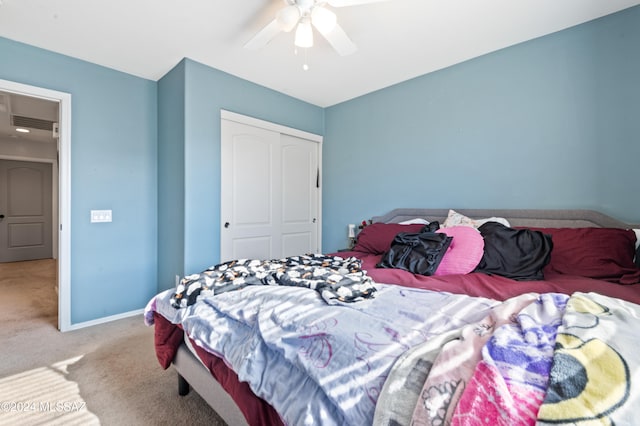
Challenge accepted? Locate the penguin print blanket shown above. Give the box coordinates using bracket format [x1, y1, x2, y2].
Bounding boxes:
[375, 291, 640, 426]
[170, 254, 377, 308]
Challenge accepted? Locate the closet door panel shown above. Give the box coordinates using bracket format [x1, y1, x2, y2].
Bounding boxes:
[280, 134, 318, 257]
[221, 120, 281, 261]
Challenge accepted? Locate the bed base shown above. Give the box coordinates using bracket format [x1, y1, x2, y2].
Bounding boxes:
[173, 343, 249, 426]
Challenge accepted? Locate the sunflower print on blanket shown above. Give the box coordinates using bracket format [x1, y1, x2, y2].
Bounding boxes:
[170, 254, 377, 308]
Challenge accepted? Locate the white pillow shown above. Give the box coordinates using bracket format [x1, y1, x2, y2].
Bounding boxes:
[399, 218, 430, 225]
[442, 209, 510, 229]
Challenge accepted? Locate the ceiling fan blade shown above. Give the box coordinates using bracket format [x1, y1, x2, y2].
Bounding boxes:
[314, 21, 357, 56]
[244, 19, 283, 50]
[327, 0, 390, 7]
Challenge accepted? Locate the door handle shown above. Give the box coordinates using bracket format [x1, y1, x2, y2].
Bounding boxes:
[0, 214, 4, 219]
[224, 222, 230, 228]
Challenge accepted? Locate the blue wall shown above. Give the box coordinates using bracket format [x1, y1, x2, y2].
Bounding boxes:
[157, 60, 186, 292]
[156, 59, 324, 288]
[322, 6, 640, 252]
[0, 37, 158, 323]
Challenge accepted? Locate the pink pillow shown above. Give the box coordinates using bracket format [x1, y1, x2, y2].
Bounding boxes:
[434, 226, 485, 275]
[353, 223, 425, 255]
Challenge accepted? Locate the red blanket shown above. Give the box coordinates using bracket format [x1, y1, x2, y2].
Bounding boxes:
[333, 251, 640, 305]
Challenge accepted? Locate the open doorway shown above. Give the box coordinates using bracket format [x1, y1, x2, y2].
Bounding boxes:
[0, 79, 71, 331]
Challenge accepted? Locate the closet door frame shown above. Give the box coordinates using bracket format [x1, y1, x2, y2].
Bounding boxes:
[220, 110, 323, 261]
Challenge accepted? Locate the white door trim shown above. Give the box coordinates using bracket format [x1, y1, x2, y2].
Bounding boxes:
[0, 79, 72, 332]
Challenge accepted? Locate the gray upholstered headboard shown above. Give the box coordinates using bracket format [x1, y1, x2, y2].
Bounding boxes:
[371, 209, 639, 229]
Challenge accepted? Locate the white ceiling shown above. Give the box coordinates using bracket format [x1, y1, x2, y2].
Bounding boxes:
[0, 0, 639, 107]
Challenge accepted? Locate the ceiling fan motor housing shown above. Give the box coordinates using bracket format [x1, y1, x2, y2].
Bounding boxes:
[247, 0, 376, 55]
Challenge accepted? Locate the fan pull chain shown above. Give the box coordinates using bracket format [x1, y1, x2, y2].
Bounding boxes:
[303, 48, 309, 71]
[294, 46, 310, 71]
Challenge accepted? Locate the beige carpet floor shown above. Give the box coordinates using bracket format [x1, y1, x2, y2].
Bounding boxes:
[0, 259, 226, 425]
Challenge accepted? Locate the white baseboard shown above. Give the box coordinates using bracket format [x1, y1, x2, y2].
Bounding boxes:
[62, 308, 144, 332]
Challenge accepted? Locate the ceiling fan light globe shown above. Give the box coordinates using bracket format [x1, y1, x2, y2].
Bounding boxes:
[294, 20, 313, 48]
[276, 5, 301, 32]
[311, 7, 337, 34]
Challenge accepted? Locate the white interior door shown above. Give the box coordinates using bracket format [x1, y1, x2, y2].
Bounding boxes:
[221, 116, 321, 262]
[0, 159, 53, 262]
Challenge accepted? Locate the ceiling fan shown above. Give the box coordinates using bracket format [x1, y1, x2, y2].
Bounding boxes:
[244, 0, 390, 56]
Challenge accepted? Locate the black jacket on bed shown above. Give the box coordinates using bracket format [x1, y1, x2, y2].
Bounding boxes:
[377, 230, 452, 276]
[474, 222, 553, 281]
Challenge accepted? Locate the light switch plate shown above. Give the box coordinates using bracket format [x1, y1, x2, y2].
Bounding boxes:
[91, 209, 112, 223]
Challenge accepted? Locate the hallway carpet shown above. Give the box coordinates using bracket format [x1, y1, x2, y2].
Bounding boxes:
[0, 259, 225, 425]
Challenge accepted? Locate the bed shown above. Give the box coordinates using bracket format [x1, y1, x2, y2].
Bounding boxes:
[144, 208, 640, 426]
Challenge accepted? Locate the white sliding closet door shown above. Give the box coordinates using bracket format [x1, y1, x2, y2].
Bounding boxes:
[221, 114, 321, 262]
